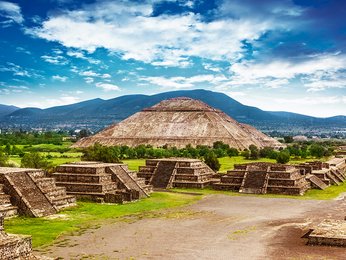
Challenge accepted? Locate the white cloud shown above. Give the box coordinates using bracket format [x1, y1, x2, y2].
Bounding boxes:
[84, 77, 94, 84]
[79, 70, 111, 79]
[26, 1, 275, 67]
[0, 62, 31, 77]
[95, 82, 120, 91]
[229, 53, 346, 91]
[0, 1, 23, 26]
[45, 95, 81, 107]
[66, 50, 101, 64]
[52, 75, 68, 82]
[140, 74, 228, 89]
[41, 55, 68, 65]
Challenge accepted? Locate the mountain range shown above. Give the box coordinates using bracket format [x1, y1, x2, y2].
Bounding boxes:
[0, 89, 345, 133]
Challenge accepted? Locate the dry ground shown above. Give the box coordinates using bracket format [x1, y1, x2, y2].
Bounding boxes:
[40, 194, 346, 260]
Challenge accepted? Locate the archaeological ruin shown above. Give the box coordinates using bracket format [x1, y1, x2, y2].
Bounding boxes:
[0, 214, 36, 259]
[0, 167, 76, 218]
[52, 162, 152, 203]
[73, 97, 283, 149]
[213, 157, 346, 196]
[213, 162, 310, 195]
[138, 158, 215, 189]
[306, 219, 346, 247]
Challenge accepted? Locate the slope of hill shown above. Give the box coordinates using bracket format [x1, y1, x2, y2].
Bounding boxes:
[0, 89, 345, 132]
[0, 104, 19, 117]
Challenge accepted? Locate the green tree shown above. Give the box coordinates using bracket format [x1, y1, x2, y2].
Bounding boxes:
[21, 152, 52, 169]
[276, 151, 290, 164]
[249, 145, 259, 160]
[0, 151, 9, 166]
[204, 152, 220, 172]
[284, 136, 294, 143]
[309, 144, 326, 158]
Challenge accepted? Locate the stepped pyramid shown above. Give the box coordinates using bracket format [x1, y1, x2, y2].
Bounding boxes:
[138, 158, 215, 189]
[0, 167, 76, 218]
[73, 97, 282, 149]
[213, 162, 310, 195]
[52, 162, 152, 203]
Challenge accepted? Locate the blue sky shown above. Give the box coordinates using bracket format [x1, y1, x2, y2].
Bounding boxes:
[0, 0, 345, 117]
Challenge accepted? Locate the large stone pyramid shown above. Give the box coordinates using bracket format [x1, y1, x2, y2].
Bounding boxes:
[74, 97, 282, 149]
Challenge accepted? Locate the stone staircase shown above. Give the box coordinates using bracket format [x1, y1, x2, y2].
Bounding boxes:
[2, 170, 57, 217]
[150, 161, 177, 189]
[306, 174, 328, 190]
[0, 184, 17, 218]
[108, 165, 150, 199]
[0, 168, 76, 217]
[30, 171, 76, 211]
[138, 158, 214, 189]
[239, 171, 269, 194]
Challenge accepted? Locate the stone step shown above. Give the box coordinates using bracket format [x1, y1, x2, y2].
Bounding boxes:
[0, 193, 11, 204]
[44, 186, 68, 198]
[51, 195, 77, 210]
[52, 172, 112, 183]
[56, 182, 117, 193]
[56, 165, 106, 175]
[35, 177, 56, 190]
[0, 205, 18, 218]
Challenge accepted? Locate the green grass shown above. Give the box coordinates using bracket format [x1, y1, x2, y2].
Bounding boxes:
[173, 181, 346, 200]
[218, 156, 276, 172]
[5, 192, 201, 248]
[122, 159, 146, 171]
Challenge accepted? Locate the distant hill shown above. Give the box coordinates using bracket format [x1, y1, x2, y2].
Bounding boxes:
[0, 104, 19, 117]
[1, 89, 345, 132]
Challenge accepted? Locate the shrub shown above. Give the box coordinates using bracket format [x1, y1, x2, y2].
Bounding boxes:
[276, 151, 290, 164]
[204, 152, 220, 172]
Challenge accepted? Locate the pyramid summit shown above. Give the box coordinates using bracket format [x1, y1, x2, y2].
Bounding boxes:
[73, 97, 282, 149]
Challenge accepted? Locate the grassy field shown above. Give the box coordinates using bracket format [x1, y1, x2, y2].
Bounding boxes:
[5, 192, 201, 248]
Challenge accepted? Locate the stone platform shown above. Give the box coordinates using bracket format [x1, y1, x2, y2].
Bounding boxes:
[307, 219, 346, 247]
[0, 214, 35, 259]
[213, 163, 310, 195]
[52, 162, 151, 203]
[138, 158, 214, 189]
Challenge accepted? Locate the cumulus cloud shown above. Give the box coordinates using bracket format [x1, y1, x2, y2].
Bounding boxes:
[79, 70, 111, 79]
[52, 75, 68, 82]
[95, 82, 120, 91]
[229, 53, 346, 91]
[0, 1, 23, 26]
[26, 1, 277, 67]
[66, 50, 100, 64]
[140, 74, 228, 89]
[41, 55, 69, 65]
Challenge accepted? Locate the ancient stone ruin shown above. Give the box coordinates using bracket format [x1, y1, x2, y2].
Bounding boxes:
[137, 158, 215, 189]
[306, 219, 346, 247]
[73, 97, 283, 149]
[0, 167, 76, 218]
[213, 162, 310, 195]
[298, 158, 346, 188]
[0, 214, 35, 259]
[52, 162, 152, 203]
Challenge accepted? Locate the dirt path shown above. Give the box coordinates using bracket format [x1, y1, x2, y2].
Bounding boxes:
[40, 195, 346, 260]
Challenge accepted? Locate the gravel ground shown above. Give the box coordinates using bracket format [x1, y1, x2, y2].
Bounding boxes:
[40, 194, 346, 260]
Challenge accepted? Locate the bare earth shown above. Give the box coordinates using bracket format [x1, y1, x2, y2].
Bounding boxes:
[40, 194, 346, 260]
